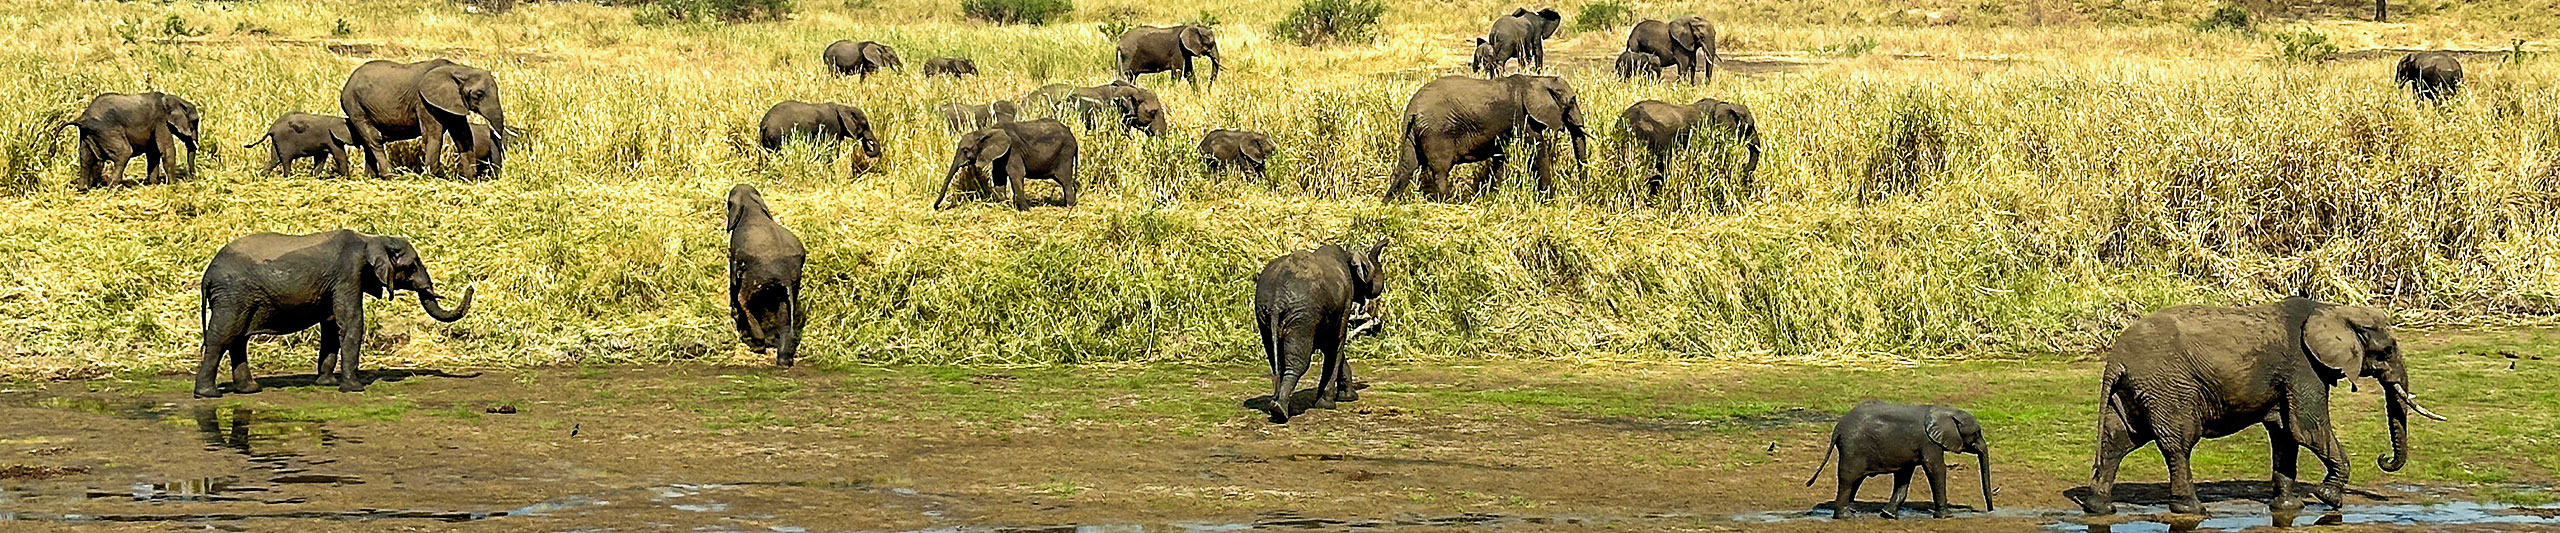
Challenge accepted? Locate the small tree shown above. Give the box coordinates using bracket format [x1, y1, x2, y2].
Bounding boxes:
[1272, 0, 1386, 46]
[1572, 0, 1630, 33]
[963, 0, 1072, 24]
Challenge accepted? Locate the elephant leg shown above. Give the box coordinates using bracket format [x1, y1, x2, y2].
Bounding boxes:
[2085, 388, 2148, 515]
[420, 122, 448, 177]
[2159, 437, 2203, 515]
[1331, 343, 1358, 403]
[1925, 449, 1952, 518]
[2267, 422, 2304, 512]
[347, 118, 390, 178]
[1311, 346, 1340, 411]
[1268, 332, 1311, 423]
[330, 148, 350, 176]
[1006, 169, 1030, 211]
[98, 139, 134, 187]
[773, 284, 800, 367]
[1530, 137, 1556, 200]
[314, 320, 342, 387]
[1473, 153, 1509, 198]
[333, 296, 367, 392]
[2290, 404, 2350, 508]
[1833, 460, 1865, 519]
[1883, 467, 1913, 519]
[225, 332, 257, 394]
[1055, 157, 1081, 207]
[194, 306, 246, 398]
[144, 149, 167, 185]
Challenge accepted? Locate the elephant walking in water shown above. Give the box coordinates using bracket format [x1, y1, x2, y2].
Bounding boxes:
[1808, 401, 1993, 519]
[340, 59, 509, 180]
[63, 91, 200, 189]
[196, 230, 473, 398]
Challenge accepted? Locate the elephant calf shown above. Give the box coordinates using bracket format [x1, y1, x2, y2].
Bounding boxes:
[922, 56, 979, 77]
[935, 119, 1080, 211]
[824, 40, 901, 79]
[759, 100, 883, 161]
[1198, 129, 1275, 176]
[1619, 97, 1759, 200]
[246, 112, 353, 176]
[1614, 50, 1664, 80]
[197, 230, 473, 398]
[1807, 401, 1993, 519]
[940, 100, 1019, 133]
[1466, 37, 1501, 76]
[1253, 238, 1389, 424]
[1072, 80, 1170, 136]
[726, 184, 805, 367]
[64, 91, 200, 189]
[2396, 51, 2462, 102]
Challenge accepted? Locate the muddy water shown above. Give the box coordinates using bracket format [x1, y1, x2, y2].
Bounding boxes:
[2045, 501, 2560, 532]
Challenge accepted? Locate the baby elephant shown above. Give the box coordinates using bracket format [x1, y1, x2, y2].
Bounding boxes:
[922, 56, 979, 77]
[450, 122, 506, 181]
[940, 100, 1019, 133]
[1253, 238, 1390, 424]
[934, 119, 1080, 211]
[725, 184, 805, 367]
[64, 91, 200, 189]
[1614, 50, 1664, 80]
[2396, 51, 2462, 102]
[1467, 37, 1501, 76]
[1808, 401, 1993, 519]
[245, 112, 354, 176]
[1197, 129, 1275, 176]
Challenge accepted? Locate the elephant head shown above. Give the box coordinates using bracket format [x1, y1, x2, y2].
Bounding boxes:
[831, 104, 882, 159]
[155, 92, 201, 177]
[1669, 16, 1711, 54]
[867, 43, 903, 72]
[1114, 93, 1168, 136]
[364, 236, 473, 323]
[1927, 407, 1994, 512]
[936, 127, 1018, 210]
[1179, 25, 1222, 82]
[1508, 75, 1588, 164]
[2301, 303, 2442, 472]
[1511, 8, 1561, 40]
[421, 64, 508, 170]
[726, 183, 770, 232]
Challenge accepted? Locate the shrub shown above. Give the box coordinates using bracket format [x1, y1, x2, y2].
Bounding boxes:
[1572, 0, 1630, 33]
[2272, 28, 2336, 63]
[2190, 2, 2251, 32]
[1096, 21, 1130, 39]
[1813, 35, 1878, 58]
[331, 18, 356, 36]
[634, 0, 794, 24]
[1183, 9, 1221, 28]
[1272, 0, 1386, 46]
[962, 0, 1071, 25]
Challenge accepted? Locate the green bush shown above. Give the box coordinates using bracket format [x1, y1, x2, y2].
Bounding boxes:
[1272, 0, 1386, 46]
[962, 0, 1071, 24]
[2272, 28, 2336, 63]
[1183, 9, 1222, 28]
[331, 18, 356, 36]
[1572, 0, 1631, 32]
[160, 14, 206, 38]
[2191, 2, 2251, 32]
[633, 0, 794, 24]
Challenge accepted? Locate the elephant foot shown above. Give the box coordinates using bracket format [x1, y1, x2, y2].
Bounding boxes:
[2081, 499, 2115, 516]
[1333, 389, 1359, 403]
[192, 387, 222, 399]
[2271, 494, 2304, 513]
[775, 355, 796, 367]
[2168, 499, 2204, 516]
[233, 380, 261, 394]
[1312, 397, 1337, 410]
[314, 373, 339, 386]
[2311, 484, 2344, 508]
[1265, 409, 1289, 424]
[337, 381, 367, 393]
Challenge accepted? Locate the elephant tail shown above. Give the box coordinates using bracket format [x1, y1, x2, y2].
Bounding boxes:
[243, 132, 272, 149]
[1805, 439, 1834, 487]
[1386, 114, 1423, 201]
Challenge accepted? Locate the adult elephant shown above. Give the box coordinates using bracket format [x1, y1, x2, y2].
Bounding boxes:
[1484, 8, 1561, 72]
[1627, 17, 1717, 83]
[1116, 25, 1220, 86]
[824, 40, 902, 79]
[1019, 83, 1079, 117]
[340, 58, 509, 180]
[934, 119, 1079, 211]
[195, 230, 473, 398]
[1385, 74, 1589, 202]
[922, 56, 979, 77]
[244, 112, 352, 176]
[63, 91, 200, 189]
[1619, 97, 1759, 199]
[1071, 81, 1169, 136]
[757, 100, 883, 160]
[1253, 238, 1389, 424]
[726, 184, 805, 367]
[2396, 51, 2462, 102]
[2083, 298, 2445, 516]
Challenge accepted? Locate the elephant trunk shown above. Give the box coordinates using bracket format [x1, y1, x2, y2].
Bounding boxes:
[934, 152, 972, 210]
[419, 285, 473, 322]
[1209, 52, 1223, 84]
[1977, 449, 1995, 512]
[1566, 125, 1589, 165]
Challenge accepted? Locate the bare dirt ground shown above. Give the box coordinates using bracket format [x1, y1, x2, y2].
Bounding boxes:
[3, 329, 2558, 532]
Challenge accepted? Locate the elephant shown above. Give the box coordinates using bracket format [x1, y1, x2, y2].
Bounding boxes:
[1019, 83, 1079, 118]
[1199, 129, 1275, 176]
[1619, 97, 1759, 199]
[939, 100, 1019, 133]
[1385, 74, 1590, 202]
[1116, 25, 1221, 86]
[922, 56, 979, 77]
[2396, 52, 2462, 102]
[824, 40, 902, 79]
[1614, 50, 1664, 80]
[2083, 297, 2446, 516]
[726, 184, 805, 367]
[1253, 238, 1389, 424]
[451, 122, 506, 181]
[1627, 17, 1717, 83]
[1071, 80, 1170, 136]
[934, 118, 1080, 211]
[1467, 37, 1502, 76]
[340, 58, 509, 180]
[195, 229, 473, 398]
[1806, 401, 1994, 519]
[244, 112, 353, 176]
[757, 100, 883, 160]
[63, 91, 200, 189]
[1484, 8, 1561, 72]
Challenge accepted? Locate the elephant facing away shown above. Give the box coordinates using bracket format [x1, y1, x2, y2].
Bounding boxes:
[940, 100, 1019, 133]
[1627, 17, 1717, 83]
[824, 40, 902, 79]
[2396, 52, 2462, 102]
[1614, 50, 1664, 80]
[1485, 8, 1561, 71]
[922, 56, 979, 77]
[726, 184, 805, 367]
[2084, 298, 2446, 516]
[1117, 25, 1221, 86]
[245, 112, 353, 176]
[1620, 97, 1759, 199]
[340, 58, 509, 180]
[935, 119, 1080, 211]
[1807, 401, 1993, 519]
[1253, 238, 1389, 424]
[1199, 129, 1275, 176]
[1466, 37, 1501, 76]
[1386, 74, 1590, 202]
[196, 230, 473, 398]
[758, 100, 883, 161]
[1072, 80, 1170, 136]
[64, 91, 200, 189]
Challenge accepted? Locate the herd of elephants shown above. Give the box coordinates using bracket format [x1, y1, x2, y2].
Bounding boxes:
[46, 5, 2481, 521]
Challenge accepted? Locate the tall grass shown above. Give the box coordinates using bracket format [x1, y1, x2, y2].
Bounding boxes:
[0, 0, 2554, 379]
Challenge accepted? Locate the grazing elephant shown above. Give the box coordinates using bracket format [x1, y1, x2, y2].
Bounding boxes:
[195, 230, 473, 398]
[1614, 50, 1664, 80]
[939, 100, 1019, 133]
[922, 56, 979, 77]
[2083, 297, 2445, 516]
[1619, 97, 1759, 199]
[1019, 83, 1078, 118]
[824, 40, 902, 79]
[2396, 52, 2462, 102]
[451, 122, 506, 181]
[63, 91, 200, 189]
[1627, 17, 1717, 83]
[1071, 80, 1170, 136]
[1807, 401, 1994, 519]
[1385, 74, 1590, 202]
[1466, 37, 1502, 76]
[245, 112, 353, 176]
[1484, 8, 1562, 72]
[726, 184, 805, 367]
[934, 119, 1080, 211]
[1116, 25, 1221, 86]
[1198, 129, 1275, 176]
[340, 58, 509, 180]
[757, 100, 883, 160]
[1253, 238, 1390, 424]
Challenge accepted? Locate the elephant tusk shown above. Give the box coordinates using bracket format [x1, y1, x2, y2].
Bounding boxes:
[2401, 391, 2448, 421]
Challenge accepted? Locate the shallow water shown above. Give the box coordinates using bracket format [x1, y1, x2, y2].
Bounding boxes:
[2044, 501, 2560, 533]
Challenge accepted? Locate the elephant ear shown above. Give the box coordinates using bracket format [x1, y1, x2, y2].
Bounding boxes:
[1670, 22, 1698, 52]
[1926, 409, 1965, 452]
[2303, 303, 2377, 382]
[1352, 237, 1390, 289]
[1508, 7, 1530, 18]
[1180, 26, 1214, 56]
[975, 128, 1013, 164]
[420, 67, 472, 118]
[863, 44, 890, 67]
[1520, 80, 1569, 132]
[364, 239, 397, 298]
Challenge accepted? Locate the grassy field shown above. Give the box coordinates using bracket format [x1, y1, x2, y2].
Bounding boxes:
[0, 0, 2556, 379]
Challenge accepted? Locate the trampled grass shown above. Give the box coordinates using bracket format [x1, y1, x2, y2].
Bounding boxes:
[0, 0, 2555, 378]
